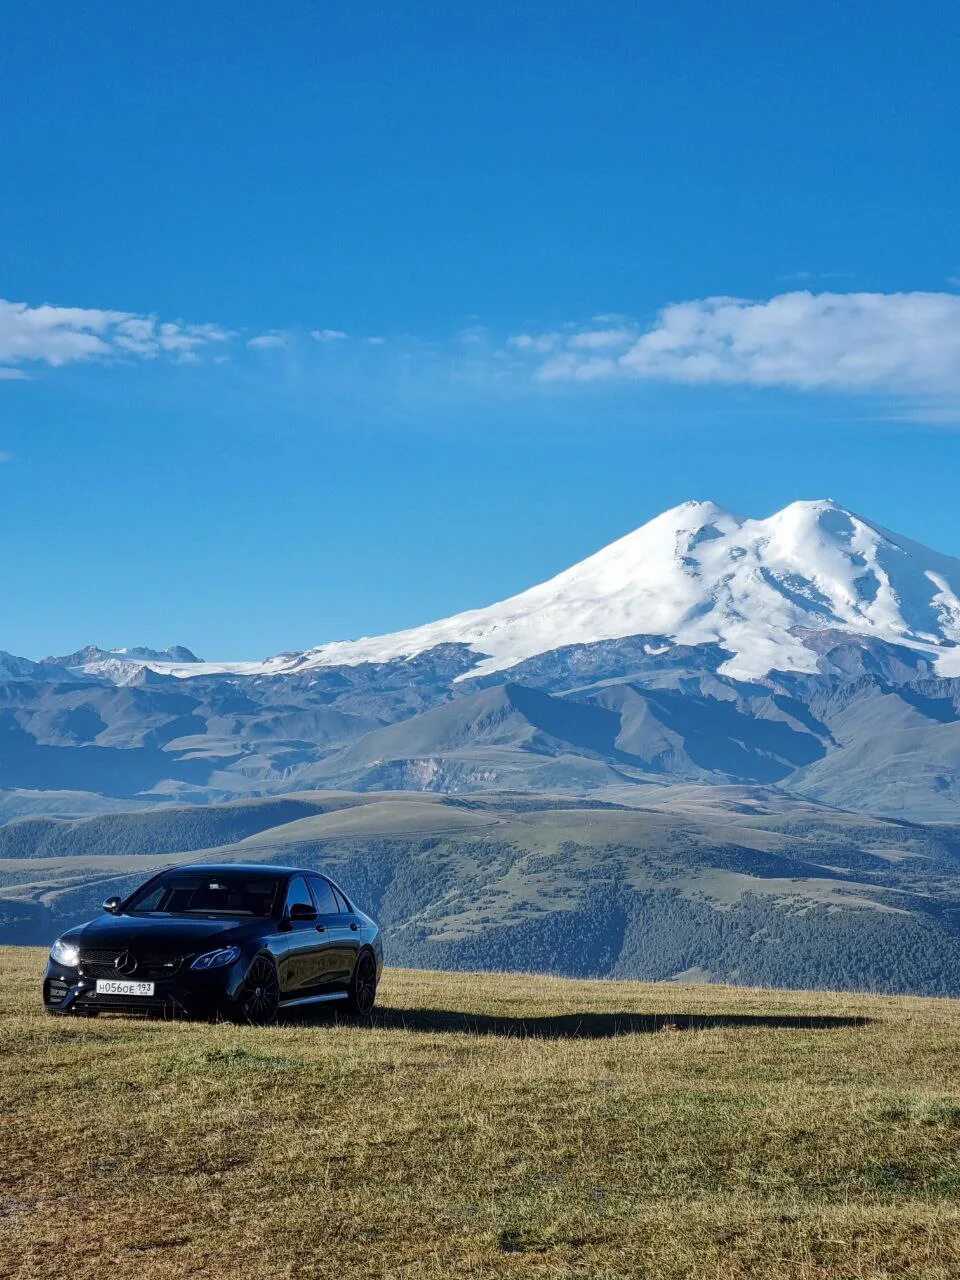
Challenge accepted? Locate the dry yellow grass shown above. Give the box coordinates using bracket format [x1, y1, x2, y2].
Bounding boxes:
[3, 946, 960, 1278]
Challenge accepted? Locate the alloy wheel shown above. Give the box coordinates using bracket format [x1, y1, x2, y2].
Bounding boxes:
[239, 955, 280, 1026]
[352, 952, 377, 1016]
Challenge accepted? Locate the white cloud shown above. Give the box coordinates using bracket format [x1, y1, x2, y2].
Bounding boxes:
[456, 326, 489, 345]
[310, 328, 348, 343]
[508, 332, 560, 354]
[0, 298, 231, 374]
[515, 292, 960, 396]
[883, 402, 960, 426]
[247, 332, 287, 349]
[539, 353, 619, 381]
[567, 327, 636, 351]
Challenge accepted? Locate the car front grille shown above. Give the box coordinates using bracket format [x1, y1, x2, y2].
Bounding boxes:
[79, 950, 186, 980]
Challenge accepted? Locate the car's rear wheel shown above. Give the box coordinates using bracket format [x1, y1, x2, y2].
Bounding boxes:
[235, 955, 280, 1026]
[345, 950, 377, 1015]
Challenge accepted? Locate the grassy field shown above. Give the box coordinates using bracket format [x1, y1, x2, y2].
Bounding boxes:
[4, 949, 960, 1278]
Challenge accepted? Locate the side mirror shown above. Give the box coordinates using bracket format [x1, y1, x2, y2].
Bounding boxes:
[288, 901, 318, 922]
[102, 896, 122, 915]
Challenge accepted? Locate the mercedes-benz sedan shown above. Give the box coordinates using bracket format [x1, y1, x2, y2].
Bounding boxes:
[43, 863, 382, 1024]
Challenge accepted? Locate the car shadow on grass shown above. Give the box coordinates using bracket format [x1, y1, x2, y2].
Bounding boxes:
[287, 1006, 874, 1038]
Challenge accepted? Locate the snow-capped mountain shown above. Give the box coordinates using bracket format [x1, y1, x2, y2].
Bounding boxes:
[46, 644, 201, 669]
[6, 500, 960, 821]
[0, 651, 72, 682]
[148, 499, 960, 683]
[28, 644, 203, 684]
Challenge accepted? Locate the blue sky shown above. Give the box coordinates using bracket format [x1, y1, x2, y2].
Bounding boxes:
[2, 2, 959, 659]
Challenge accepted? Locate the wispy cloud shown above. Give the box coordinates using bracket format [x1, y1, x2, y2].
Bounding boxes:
[882, 402, 960, 426]
[247, 331, 287, 350]
[508, 332, 560, 354]
[512, 292, 960, 399]
[776, 270, 857, 284]
[567, 326, 636, 350]
[10, 290, 960, 426]
[0, 299, 231, 375]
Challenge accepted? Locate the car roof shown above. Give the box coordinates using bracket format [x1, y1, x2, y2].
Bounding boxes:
[151, 863, 353, 907]
[173, 863, 307, 877]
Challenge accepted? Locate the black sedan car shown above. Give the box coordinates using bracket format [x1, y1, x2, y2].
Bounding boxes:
[43, 863, 382, 1024]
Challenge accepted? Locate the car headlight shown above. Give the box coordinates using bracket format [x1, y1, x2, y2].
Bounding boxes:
[190, 946, 241, 971]
[50, 937, 80, 968]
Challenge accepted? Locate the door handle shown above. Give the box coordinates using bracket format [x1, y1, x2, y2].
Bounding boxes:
[349, 922, 359, 931]
[315, 923, 326, 932]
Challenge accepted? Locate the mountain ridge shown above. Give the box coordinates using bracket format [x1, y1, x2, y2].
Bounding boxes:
[27, 498, 960, 687]
[2, 500, 960, 821]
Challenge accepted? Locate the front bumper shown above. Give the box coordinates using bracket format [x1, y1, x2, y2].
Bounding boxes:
[43, 958, 247, 1018]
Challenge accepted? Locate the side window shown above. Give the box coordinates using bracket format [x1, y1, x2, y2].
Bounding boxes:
[310, 876, 339, 914]
[131, 885, 165, 913]
[284, 875, 313, 916]
[332, 885, 351, 913]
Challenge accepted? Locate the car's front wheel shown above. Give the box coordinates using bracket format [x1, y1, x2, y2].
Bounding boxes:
[235, 955, 280, 1026]
[345, 950, 377, 1016]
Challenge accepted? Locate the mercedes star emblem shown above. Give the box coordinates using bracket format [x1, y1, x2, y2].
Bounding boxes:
[114, 950, 138, 976]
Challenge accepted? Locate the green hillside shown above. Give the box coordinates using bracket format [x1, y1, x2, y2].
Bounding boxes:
[6, 787, 960, 994]
[4, 948, 960, 1278]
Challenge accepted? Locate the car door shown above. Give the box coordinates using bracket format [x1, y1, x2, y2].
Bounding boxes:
[309, 875, 359, 991]
[276, 875, 326, 1000]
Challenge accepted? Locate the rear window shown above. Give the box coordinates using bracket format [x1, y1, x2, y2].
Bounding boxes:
[126, 871, 280, 918]
[309, 876, 339, 914]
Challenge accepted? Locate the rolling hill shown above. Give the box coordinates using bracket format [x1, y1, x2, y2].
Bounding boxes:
[7, 786, 960, 995]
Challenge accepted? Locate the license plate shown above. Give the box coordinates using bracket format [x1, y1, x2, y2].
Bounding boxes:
[95, 979, 155, 997]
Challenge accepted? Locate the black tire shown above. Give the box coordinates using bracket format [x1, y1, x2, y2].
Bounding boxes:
[345, 950, 378, 1016]
[234, 954, 280, 1026]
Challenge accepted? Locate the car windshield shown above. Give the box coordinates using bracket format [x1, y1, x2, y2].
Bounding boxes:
[124, 871, 280, 918]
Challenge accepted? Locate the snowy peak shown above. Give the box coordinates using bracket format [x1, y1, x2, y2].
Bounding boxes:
[43, 644, 202, 676]
[124, 501, 960, 684]
[297, 498, 960, 681]
[0, 651, 73, 682]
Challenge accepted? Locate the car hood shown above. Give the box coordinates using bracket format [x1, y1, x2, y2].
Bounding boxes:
[67, 914, 264, 953]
